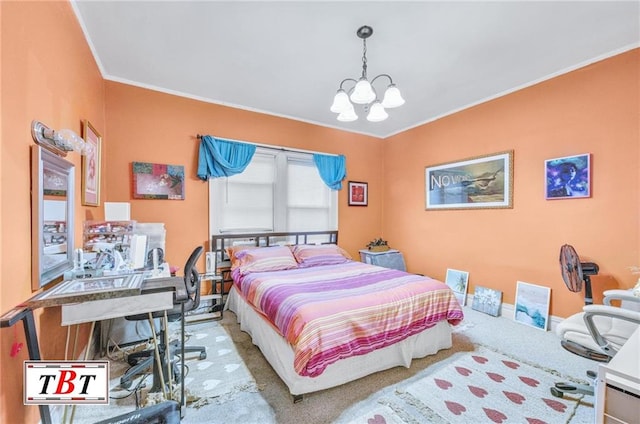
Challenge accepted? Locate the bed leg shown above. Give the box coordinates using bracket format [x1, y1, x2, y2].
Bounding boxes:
[292, 394, 303, 404]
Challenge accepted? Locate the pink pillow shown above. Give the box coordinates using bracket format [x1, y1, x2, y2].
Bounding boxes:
[291, 244, 352, 268]
[236, 246, 298, 275]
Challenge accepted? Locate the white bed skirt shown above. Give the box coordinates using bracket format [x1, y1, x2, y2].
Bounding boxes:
[226, 286, 453, 396]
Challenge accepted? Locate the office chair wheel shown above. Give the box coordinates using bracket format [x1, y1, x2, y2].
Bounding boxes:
[550, 386, 564, 398]
[199, 352, 207, 360]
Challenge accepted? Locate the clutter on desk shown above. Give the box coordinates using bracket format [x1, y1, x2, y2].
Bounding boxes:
[78, 220, 167, 274]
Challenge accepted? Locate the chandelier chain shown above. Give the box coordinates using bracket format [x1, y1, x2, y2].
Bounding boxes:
[361, 39, 368, 79]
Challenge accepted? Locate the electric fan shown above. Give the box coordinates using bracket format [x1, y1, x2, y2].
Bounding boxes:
[557, 244, 608, 361]
[559, 244, 599, 305]
[552, 245, 607, 398]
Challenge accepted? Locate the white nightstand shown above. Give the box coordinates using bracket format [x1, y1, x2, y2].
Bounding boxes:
[359, 249, 406, 272]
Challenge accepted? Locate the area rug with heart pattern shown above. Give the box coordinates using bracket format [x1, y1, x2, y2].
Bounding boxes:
[335, 346, 588, 424]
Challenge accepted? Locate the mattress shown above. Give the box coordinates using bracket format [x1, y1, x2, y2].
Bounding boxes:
[227, 286, 454, 395]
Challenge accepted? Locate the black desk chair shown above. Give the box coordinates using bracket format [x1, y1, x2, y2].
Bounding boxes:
[120, 246, 206, 391]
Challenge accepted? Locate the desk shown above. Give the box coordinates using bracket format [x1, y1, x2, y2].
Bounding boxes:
[595, 326, 640, 423]
[0, 273, 188, 424]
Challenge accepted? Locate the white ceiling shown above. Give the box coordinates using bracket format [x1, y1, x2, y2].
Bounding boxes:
[71, 1, 639, 139]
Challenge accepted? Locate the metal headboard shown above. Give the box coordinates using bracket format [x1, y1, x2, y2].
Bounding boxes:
[210, 231, 339, 293]
[211, 230, 338, 266]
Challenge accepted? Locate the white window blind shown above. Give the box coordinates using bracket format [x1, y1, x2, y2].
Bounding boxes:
[209, 147, 338, 236]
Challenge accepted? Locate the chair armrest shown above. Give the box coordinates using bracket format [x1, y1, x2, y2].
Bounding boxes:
[582, 304, 640, 356]
[603, 289, 640, 306]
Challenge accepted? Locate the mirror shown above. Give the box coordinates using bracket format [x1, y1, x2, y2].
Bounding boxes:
[31, 145, 75, 289]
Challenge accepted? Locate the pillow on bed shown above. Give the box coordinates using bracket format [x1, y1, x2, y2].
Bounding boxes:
[290, 244, 352, 268]
[226, 245, 260, 270]
[236, 245, 298, 275]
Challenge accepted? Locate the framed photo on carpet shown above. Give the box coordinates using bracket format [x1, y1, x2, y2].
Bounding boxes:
[514, 281, 551, 331]
[545, 153, 591, 199]
[445, 268, 469, 306]
[471, 286, 502, 317]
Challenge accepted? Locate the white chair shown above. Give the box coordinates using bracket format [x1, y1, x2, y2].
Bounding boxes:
[551, 289, 640, 398]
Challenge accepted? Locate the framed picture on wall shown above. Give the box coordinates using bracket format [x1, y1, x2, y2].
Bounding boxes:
[514, 281, 551, 331]
[545, 153, 591, 199]
[425, 150, 513, 210]
[81, 120, 102, 206]
[348, 181, 368, 206]
[132, 162, 185, 200]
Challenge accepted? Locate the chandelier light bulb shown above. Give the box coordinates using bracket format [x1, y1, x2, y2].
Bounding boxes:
[381, 84, 405, 108]
[350, 78, 376, 105]
[330, 89, 351, 113]
[337, 104, 358, 122]
[366, 101, 388, 122]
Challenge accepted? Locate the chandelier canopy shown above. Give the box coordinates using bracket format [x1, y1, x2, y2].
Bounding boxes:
[330, 25, 405, 123]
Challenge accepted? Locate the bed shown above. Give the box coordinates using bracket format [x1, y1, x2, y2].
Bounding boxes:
[212, 231, 464, 400]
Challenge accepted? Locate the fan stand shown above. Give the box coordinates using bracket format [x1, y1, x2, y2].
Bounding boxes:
[580, 262, 599, 305]
[552, 247, 604, 398]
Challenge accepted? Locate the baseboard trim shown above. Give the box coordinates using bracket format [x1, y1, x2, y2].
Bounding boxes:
[466, 294, 562, 334]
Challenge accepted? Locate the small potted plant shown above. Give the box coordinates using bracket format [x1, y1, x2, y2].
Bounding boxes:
[367, 238, 389, 252]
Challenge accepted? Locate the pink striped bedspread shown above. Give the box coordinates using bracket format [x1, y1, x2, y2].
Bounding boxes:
[233, 261, 464, 377]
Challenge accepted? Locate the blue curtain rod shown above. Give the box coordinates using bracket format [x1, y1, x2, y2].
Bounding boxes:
[196, 134, 339, 157]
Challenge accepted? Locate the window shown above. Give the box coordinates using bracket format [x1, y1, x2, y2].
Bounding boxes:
[209, 147, 338, 236]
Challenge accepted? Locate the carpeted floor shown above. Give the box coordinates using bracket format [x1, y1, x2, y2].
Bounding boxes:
[71, 305, 595, 423]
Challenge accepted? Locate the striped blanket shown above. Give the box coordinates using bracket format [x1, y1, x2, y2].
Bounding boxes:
[233, 261, 464, 377]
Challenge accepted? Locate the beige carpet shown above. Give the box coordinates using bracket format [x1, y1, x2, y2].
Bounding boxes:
[69, 306, 596, 423]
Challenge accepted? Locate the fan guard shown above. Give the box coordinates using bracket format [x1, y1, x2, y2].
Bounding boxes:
[559, 244, 599, 305]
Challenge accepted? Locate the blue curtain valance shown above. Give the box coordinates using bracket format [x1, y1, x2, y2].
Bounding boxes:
[313, 154, 346, 190]
[197, 135, 257, 180]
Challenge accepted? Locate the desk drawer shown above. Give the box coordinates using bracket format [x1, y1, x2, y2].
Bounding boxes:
[61, 291, 173, 325]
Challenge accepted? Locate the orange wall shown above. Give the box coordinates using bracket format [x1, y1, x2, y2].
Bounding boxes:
[0, 2, 105, 423]
[104, 82, 384, 268]
[383, 50, 640, 318]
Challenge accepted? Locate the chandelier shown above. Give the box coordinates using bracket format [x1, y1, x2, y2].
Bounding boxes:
[330, 25, 405, 122]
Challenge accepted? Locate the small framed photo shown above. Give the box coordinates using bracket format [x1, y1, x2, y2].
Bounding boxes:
[471, 286, 502, 317]
[445, 269, 469, 306]
[348, 181, 368, 206]
[514, 281, 551, 331]
[81, 120, 102, 206]
[545, 153, 591, 199]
